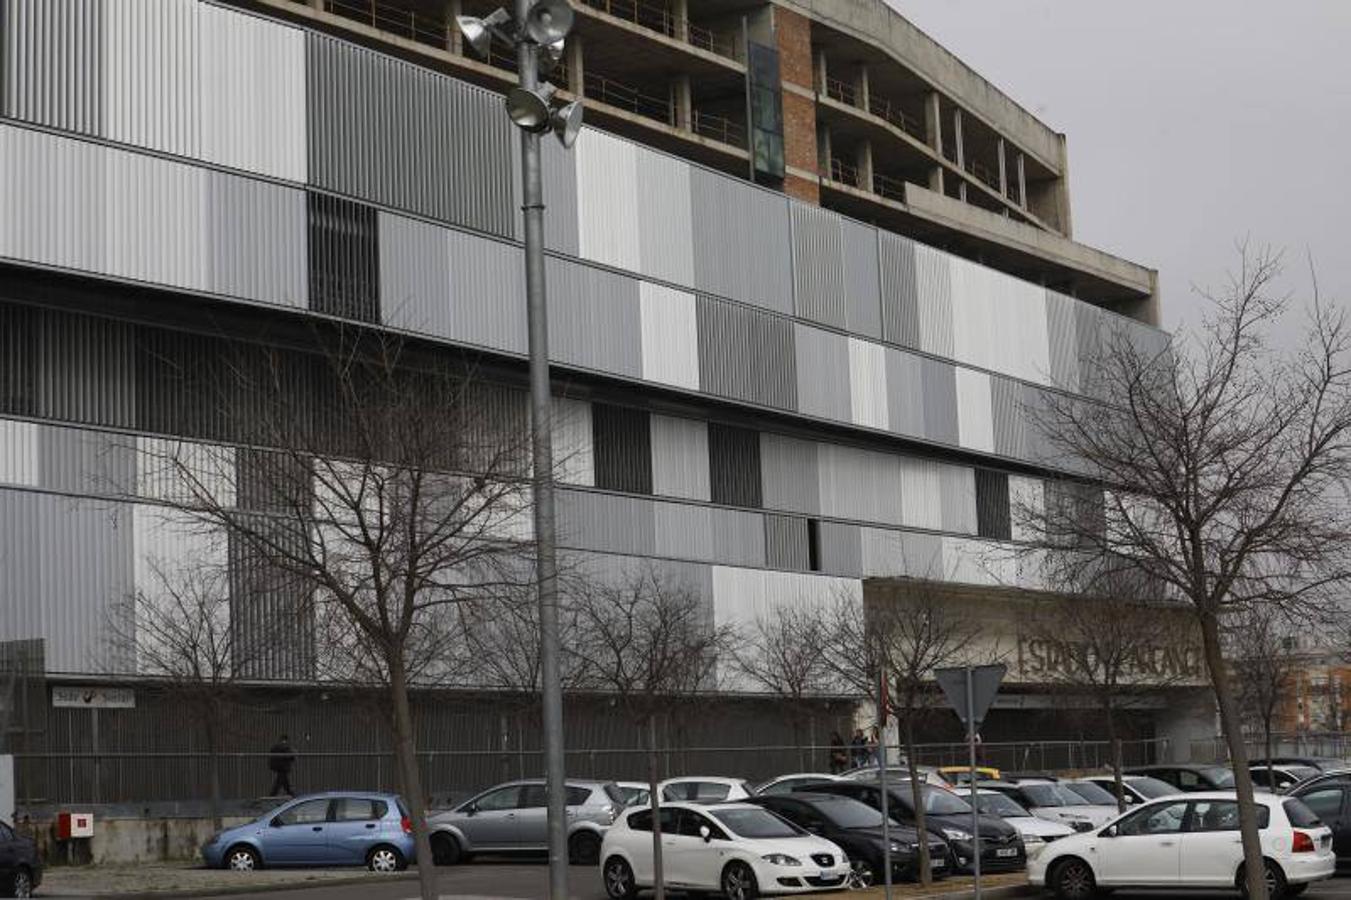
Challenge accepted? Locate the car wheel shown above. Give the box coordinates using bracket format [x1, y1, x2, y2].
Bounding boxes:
[602, 856, 638, 899]
[8, 867, 33, 899]
[569, 831, 602, 866]
[225, 845, 261, 871]
[1051, 857, 1096, 900]
[367, 844, 405, 873]
[721, 861, 759, 900]
[848, 858, 875, 889]
[1240, 860, 1288, 900]
[432, 832, 462, 866]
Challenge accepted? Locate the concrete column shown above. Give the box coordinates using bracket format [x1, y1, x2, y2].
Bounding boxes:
[928, 166, 944, 194]
[997, 137, 1008, 197]
[446, 0, 463, 54]
[817, 124, 833, 175]
[924, 91, 942, 154]
[673, 73, 693, 130]
[309, 0, 323, 10]
[855, 139, 874, 192]
[952, 108, 967, 201]
[814, 48, 828, 94]
[567, 35, 584, 96]
[672, 0, 690, 42]
[854, 64, 870, 113]
[1016, 153, 1027, 208]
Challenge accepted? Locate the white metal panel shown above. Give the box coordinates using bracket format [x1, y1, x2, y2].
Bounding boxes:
[104, 142, 207, 291]
[847, 337, 888, 431]
[639, 282, 699, 391]
[650, 415, 710, 501]
[0, 420, 39, 487]
[710, 565, 861, 630]
[636, 146, 694, 285]
[551, 396, 594, 487]
[0, 124, 106, 272]
[574, 129, 640, 272]
[914, 243, 953, 358]
[816, 443, 903, 527]
[859, 526, 905, 577]
[1009, 475, 1044, 544]
[104, 0, 200, 158]
[955, 368, 994, 453]
[897, 457, 944, 531]
[200, 5, 306, 182]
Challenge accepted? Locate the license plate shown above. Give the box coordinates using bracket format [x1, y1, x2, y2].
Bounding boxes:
[932, 857, 946, 868]
[995, 848, 1018, 858]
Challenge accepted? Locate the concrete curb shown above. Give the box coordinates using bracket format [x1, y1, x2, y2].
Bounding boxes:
[860, 882, 1036, 900]
[45, 871, 420, 899]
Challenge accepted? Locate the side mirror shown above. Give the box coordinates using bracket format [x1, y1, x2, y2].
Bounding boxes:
[1125, 795, 1136, 804]
[464, 804, 477, 817]
[1102, 825, 1118, 838]
[270, 817, 283, 828]
[806, 822, 824, 835]
[699, 825, 711, 843]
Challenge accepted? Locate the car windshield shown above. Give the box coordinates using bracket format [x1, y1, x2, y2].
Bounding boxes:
[604, 783, 627, 805]
[1284, 799, 1322, 828]
[975, 792, 1030, 818]
[815, 797, 885, 829]
[1125, 777, 1176, 799]
[1022, 783, 1095, 807]
[711, 808, 801, 839]
[1203, 768, 1236, 788]
[1066, 782, 1117, 805]
[1284, 766, 1320, 782]
[921, 787, 973, 815]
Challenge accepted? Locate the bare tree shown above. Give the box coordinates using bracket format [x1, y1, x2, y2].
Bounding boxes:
[733, 606, 834, 769]
[570, 563, 735, 900]
[1229, 605, 1301, 789]
[1022, 245, 1351, 898]
[133, 326, 536, 900]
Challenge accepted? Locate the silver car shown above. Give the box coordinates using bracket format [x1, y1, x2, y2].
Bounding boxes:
[428, 779, 623, 866]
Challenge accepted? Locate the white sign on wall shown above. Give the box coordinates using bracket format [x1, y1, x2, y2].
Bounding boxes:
[51, 686, 136, 709]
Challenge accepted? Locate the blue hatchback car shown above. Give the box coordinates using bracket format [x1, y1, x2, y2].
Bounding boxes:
[202, 792, 416, 872]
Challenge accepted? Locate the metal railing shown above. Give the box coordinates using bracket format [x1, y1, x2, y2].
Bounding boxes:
[577, 0, 740, 60]
[584, 71, 675, 125]
[317, 0, 451, 50]
[872, 171, 907, 204]
[822, 76, 857, 107]
[827, 157, 859, 188]
[968, 157, 1003, 193]
[867, 94, 926, 142]
[690, 109, 746, 148]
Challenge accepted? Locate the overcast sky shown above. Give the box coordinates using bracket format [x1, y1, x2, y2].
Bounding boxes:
[891, 0, 1351, 339]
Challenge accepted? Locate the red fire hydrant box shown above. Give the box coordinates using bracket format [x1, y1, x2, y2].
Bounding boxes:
[56, 812, 94, 840]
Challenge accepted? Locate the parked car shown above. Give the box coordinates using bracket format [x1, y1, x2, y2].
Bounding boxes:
[201, 792, 414, 872]
[749, 792, 950, 884]
[1285, 767, 1351, 794]
[1251, 764, 1321, 793]
[798, 780, 1025, 873]
[1078, 774, 1179, 806]
[658, 777, 754, 803]
[615, 782, 651, 807]
[429, 779, 623, 866]
[755, 773, 844, 796]
[841, 764, 946, 786]
[599, 801, 851, 898]
[1290, 779, 1351, 867]
[0, 820, 42, 898]
[980, 780, 1117, 831]
[1059, 779, 1128, 809]
[1029, 791, 1334, 900]
[1253, 756, 1350, 774]
[1123, 764, 1235, 793]
[969, 789, 1075, 858]
[938, 766, 1001, 785]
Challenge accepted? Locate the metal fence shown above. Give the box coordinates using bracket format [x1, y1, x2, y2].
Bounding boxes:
[1190, 732, 1351, 765]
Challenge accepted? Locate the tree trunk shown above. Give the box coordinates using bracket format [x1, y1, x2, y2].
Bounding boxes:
[792, 710, 805, 772]
[204, 709, 223, 831]
[647, 714, 665, 900]
[904, 716, 931, 886]
[1199, 609, 1267, 900]
[1103, 705, 1126, 813]
[389, 658, 438, 900]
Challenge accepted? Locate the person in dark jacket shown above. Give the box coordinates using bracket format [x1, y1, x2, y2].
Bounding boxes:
[268, 734, 296, 797]
[850, 728, 868, 768]
[829, 731, 848, 774]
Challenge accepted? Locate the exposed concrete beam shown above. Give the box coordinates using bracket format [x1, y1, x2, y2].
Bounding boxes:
[673, 73, 692, 129]
[855, 138, 874, 191]
[924, 91, 942, 154]
[952, 107, 966, 201]
[1016, 152, 1027, 209]
[854, 63, 869, 112]
[567, 34, 584, 96]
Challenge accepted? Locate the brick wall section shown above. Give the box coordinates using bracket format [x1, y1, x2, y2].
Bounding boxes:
[776, 6, 819, 203]
[775, 5, 814, 89]
[785, 173, 819, 204]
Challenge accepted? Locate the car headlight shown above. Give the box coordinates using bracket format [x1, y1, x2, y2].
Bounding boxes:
[889, 842, 905, 852]
[206, 832, 223, 846]
[942, 828, 972, 841]
[1022, 833, 1045, 844]
[761, 853, 802, 866]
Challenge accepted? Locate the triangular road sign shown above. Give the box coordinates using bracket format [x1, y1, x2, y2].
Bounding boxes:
[935, 664, 1007, 732]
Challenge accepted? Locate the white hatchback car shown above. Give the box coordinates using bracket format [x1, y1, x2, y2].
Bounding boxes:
[972, 789, 1075, 859]
[658, 777, 754, 804]
[1029, 791, 1334, 899]
[600, 801, 851, 898]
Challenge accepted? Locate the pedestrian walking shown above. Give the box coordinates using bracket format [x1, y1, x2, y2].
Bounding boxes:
[829, 731, 848, 774]
[849, 728, 868, 768]
[268, 734, 296, 797]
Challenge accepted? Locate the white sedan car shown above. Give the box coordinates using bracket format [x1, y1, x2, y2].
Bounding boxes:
[600, 801, 851, 898]
[1030, 791, 1334, 899]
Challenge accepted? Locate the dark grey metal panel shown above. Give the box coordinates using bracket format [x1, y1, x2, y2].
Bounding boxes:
[764, 514, 809, 571]
[307, 192, 379, 323]
[990, 375, 1025, 460]
[689, 166, 794, 314]
[1, 0, 104, 136]
[306, 33, 515, 237]
[592, 404, 652, 495]
[919, 357, 959, 446]
[760, 433, 819, 515]
[34, 311, 136, 429]
[38, 424, 135, 496]
[818, 521, 862, 577]
[708, 507, 766, 568]
[230, 522, 315, 681]
[546, 257, 642, 378]
[541, 137, 579, 255]
[696, 296, 797, 410]
[556, 489, 657, 557]
[793, 324, 850, 421]
[975, 469, 1011, 540]
[708, 423, 762, 508]
[790, 202, 847, 329]
[842, 220, 882, 339]
[206, 172, 308, 309]
[878, 232, 920, 349]
[885, 348, 925, 438]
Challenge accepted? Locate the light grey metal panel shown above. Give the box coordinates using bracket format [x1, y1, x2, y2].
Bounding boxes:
[547, 258, 642, 378]
[1075, 301, 1107, 398]
[760, 433, 819, 515]
[914, 243, 954, 357]
[990, 375, 1025, 460]
[842, 220, 882, 339]
[33, 311, 136, 429]
[380, 212, 452, 336]
[205, 171, 307, 308]
[878, 232, 920, 349]
[938, 464, 978, 535]
[919, 357, 959, 446]
[885, 348, 925, 438]
[689, 166, 794, 314]
[38, 425, 135, 496]
[1044, 289, 1080, 393]
[817, 443, 904, 526]
[818, 521, 862, 577]
[654, 502, 714, 562]
[696, 296, 797, 410]
[307, 33, 515, 237]
[899, 531, 944, 579]
[0, 420, 39, 486]
[104, 0, 200, 159]
[764, 514, 809, 571]
[790, 201, 847, 329]
[860, 525, 904, 577]
[635, 146, 694, 286]
[574, 128, 640, 270]
[650, 415, 710, 501]
[541, 138, 579, 255]
[793, 324, 850, 421]
[708, 507, 767, 568]
[1, 0, 104, 135]
[0, 123, 108, 274]
[556, 489, 656, 557]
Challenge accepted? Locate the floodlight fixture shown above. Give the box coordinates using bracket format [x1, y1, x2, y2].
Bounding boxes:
[456, 8, 510, 57]
[524, 0, 574, 45]
[505, 82, 558, 132]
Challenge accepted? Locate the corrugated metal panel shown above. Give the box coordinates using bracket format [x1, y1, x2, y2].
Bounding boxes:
[574, 129, 641, 272]
[710, 565, 861, 631]
[1075, 302, 1107, 398]
[551, 396, 594, 487]
[105, 139, 207, 290]
[556, 488, 656, 556]
[135, 436, 236, 507]
[307, 192, 379, 322]
[1044, 289, 1080, 393]
[206, 172, 308, 309]
[990, 375, 1025, 460]
[38, 424, 135, 495]
[547, 257, 642, 377]
[919, 357, 959, 446]
[938, 464, 978, 535]
[540, 137, 579, 254]
[1, 0, 104, 135]
[949, 256, 994, 371]
[650, 415, 710, 501]
[696, 297, 797, 410]
[639, 282, 699, 391]
[764, 514, 809, 571]
[975, 468, 1011, 540]
[1009, 277, 1051, 386]
[817, 443, 903, 526]
[635, 145, 694, 286]
[914, 243, 953, 358]
[1008, 474, 1044, 543]
[759, 433, 819, 515]
[898, 531, 943, 579]
[654, 501, 713, 562]
[591, 404, 652, 494]
[885, 348, 924, 438]
[878, 231, 920, 348]
[0, 124, 106, 272]
[847, 337, 888, 431]
[790, 201, 847, 328]
[859, 526, 904, 577]
[200, 5, 306, 182]
[817, 521, 862, 577]
[842, 220, 882, 339]
[955, 368, 994, 453]
[708, 423, 762, 508]
[105, 0, 200, 159]
[0, 419, 39, 486]
[306, 33, 515, 237]
[689, 167, 794, 314]
[793, 324, 850, 421]
[33, 310, 136, 428]
[897, 457, 944, 531]
[708, 506, 767, 568]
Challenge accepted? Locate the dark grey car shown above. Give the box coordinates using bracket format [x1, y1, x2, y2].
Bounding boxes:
[0, 821, 41, 898]
[429, 779, 624, 866]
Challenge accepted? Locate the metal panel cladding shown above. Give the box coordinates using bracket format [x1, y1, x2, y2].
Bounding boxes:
[635, 145, 694, 286]
[1044, 289, 1081, 393]
[919, 356, 959, 446]
[205, 172, 308, 310]
[847, 337, 888, 431]
[708, 423, 762, 509]
[1, 0, 105, 135]
[990, 374, 1026, 460]
[306, 33, 515, 238]
[955, 368, 994, 453]
[0, 420, 39, 486]
[33, 309, 136, 429]
[790, 201, 847, 329]
[878, 231, 921, 349]
[546, 257, 642, 378]
[307, 192, 380, 323]
[695, 296, 797, 411]
[556, 488, 656, 557]
[639, 282, 700, 392]
[793, 324, 850, 421]
[842, 219, 883, 339]
[105, 0, 201, 159]
[540, 138, 579, 254]
[764, 514, 810, 571]
[574, 128, 641, 272]
[914, 242, 954, 358]
[650, 415, 711, 502]
[759, 433, 819, 515]
[884, 348, 925, 438]
[689, 166, 794, 315]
